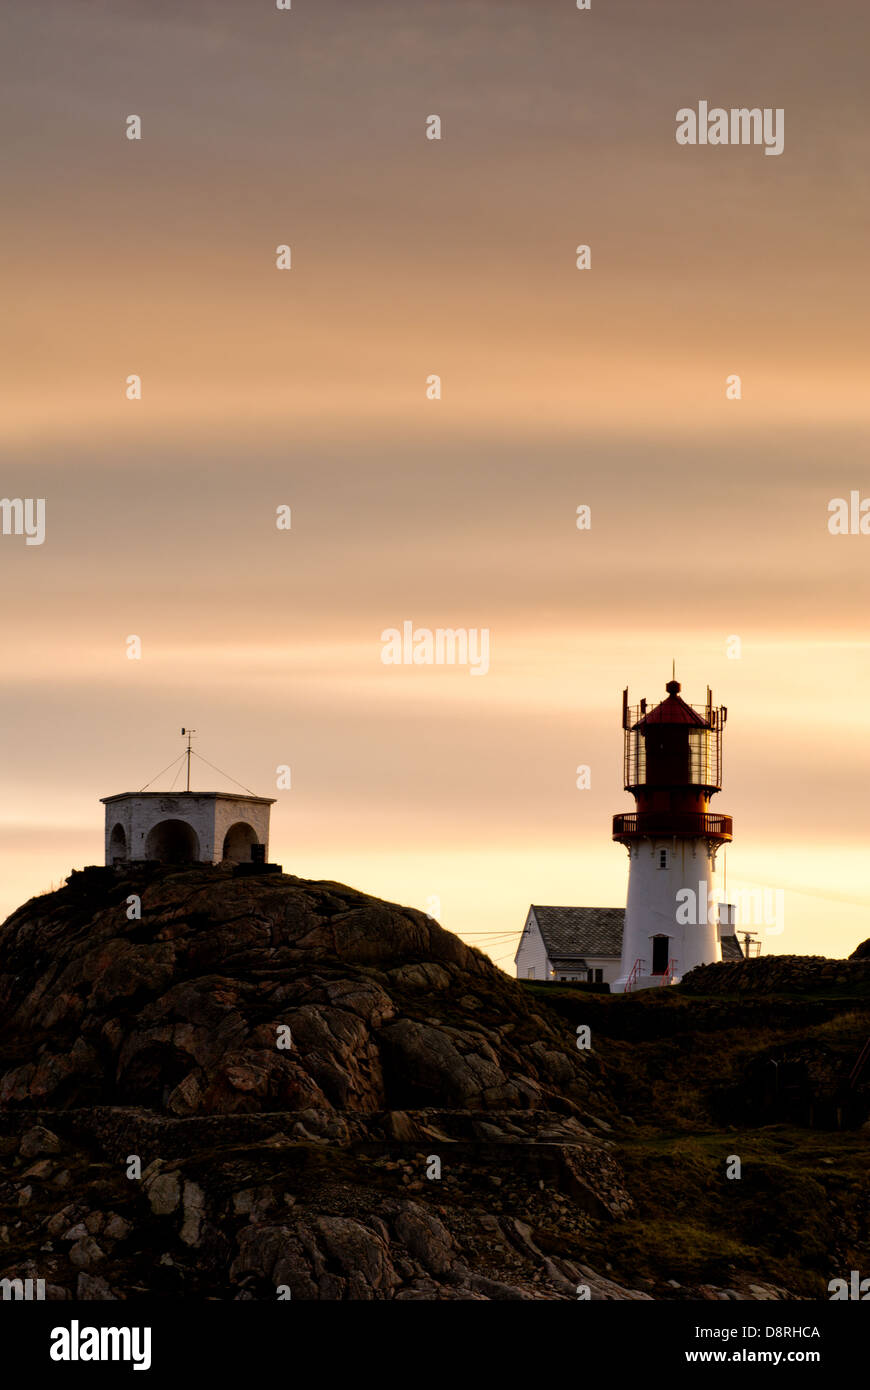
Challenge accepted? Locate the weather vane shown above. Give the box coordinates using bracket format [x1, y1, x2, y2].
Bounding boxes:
[181, 728, 196, 792]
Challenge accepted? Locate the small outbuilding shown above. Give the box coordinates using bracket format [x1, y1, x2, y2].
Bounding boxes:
[515, 904, 743, 985]
[101, 791, 275, 867]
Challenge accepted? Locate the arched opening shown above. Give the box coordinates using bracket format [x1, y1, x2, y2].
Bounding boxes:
[109, 822, 127, 863]
[222, 821, 258, 862]
[145, 818, 200, 864]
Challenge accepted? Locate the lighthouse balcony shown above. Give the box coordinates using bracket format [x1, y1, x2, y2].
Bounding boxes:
[612, 811, 732, 843]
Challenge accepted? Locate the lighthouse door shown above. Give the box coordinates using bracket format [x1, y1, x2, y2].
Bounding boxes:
[652, 935, 670, 975]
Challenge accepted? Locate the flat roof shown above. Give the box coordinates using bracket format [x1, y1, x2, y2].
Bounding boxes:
[101, 791, 276, 805]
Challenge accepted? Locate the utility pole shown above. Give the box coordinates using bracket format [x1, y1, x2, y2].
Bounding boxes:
[181, 728, 196, 792]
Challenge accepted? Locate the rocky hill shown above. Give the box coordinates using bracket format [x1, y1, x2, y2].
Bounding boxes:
[0, 865, 867, 1301]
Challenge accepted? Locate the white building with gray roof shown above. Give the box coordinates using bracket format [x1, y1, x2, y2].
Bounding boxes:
[515, 904, 743, 987]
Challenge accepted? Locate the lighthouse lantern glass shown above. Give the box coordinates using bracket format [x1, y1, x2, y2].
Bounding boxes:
[634, 733, 646, 786]
[688, 728, 717, 787]
[624, 721, 723, 791]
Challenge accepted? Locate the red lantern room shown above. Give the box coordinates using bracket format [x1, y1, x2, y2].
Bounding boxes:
[613, 678, 733, 845]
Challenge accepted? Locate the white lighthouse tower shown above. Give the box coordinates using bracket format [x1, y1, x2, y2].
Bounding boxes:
[612, 675, 733, 992]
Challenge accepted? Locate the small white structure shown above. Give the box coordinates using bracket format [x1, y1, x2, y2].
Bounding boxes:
[515, 906, 625, 985]
[101, 792, 275, 867]
[515, 903, 743, 985]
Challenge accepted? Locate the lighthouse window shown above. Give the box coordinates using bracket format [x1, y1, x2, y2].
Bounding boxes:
[658, 848, 670, 869]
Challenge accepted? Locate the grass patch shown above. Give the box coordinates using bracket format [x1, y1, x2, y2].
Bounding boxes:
[592, 1128, 869, 1296]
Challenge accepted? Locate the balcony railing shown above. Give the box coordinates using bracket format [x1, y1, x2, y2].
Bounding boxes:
[613, 811, 733, 841]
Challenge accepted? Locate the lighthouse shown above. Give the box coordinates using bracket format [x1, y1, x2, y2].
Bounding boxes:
[612, 675, 733, 992]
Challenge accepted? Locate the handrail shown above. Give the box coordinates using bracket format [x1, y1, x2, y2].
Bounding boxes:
[613, 811, 732, 839]
[624, 958, 646, 993]
[655, 957, 678, 986]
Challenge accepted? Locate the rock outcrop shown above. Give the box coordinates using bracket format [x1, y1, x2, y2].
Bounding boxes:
[0, 865, 641, 1300]
[0, 866, 603, 1120]
[681, 955, 870, 995]
[1, 867, 867, 1301]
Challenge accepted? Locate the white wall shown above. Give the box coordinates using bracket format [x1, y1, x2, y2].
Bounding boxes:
[103, 794, 272, 865]
[584, 955, 622, 986]
[549, 955, 621, 985]
[103, 795, 216, 863]
[514, 909, 550, 979]
[213, 797, 271, 861]
[615, 836, 722, 991]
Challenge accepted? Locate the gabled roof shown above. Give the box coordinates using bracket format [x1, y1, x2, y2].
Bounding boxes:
[529, 906, 624, 959]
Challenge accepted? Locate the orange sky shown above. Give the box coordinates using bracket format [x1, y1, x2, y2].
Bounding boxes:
[2, 0, 869, 966]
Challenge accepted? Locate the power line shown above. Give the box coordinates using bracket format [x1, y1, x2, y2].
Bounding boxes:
[459, 931, 523, 937]
[458, 934, 516, 945]
[461, 936, 520, 946]
[139, 752, 186, 792]
[192, 750, 258, 797]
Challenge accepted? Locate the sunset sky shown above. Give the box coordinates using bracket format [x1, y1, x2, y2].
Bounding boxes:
[2, 0, 869, 966]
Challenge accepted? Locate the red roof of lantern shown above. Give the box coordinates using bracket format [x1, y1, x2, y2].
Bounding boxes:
[634, 679, 710, 728]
